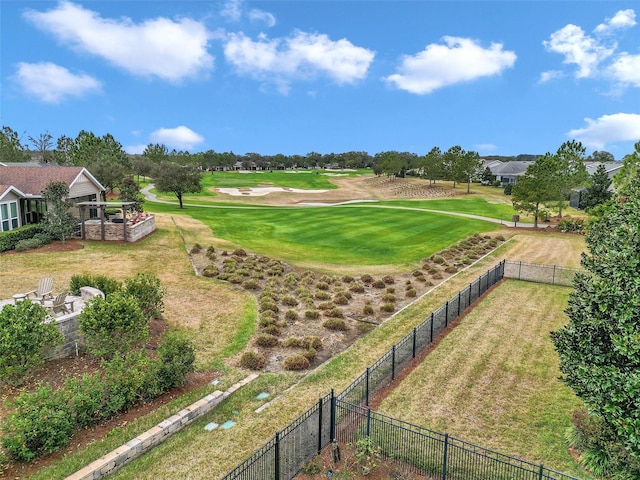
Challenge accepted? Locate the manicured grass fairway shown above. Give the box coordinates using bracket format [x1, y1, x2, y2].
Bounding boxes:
[377, 281, 590, 478]
[376, 197, 520, 220]
[150, 203, 500, 267]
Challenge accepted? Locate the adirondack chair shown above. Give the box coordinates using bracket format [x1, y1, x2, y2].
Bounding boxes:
[24, 277, 54, 304]
[48, 291, 75, 315]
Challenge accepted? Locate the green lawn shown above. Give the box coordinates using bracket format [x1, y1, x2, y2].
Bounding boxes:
[147, 202, 501, 267]
[375, 197, 520, 220]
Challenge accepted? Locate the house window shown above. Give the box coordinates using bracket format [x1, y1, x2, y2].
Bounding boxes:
[1, 201, 19, 232]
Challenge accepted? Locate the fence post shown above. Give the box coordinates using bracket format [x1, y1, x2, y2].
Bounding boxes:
[317, 397, 323, 454]
[330, 389, 335, 442]
[445, 301, 449, 327]
[391, 345, 396, 381]
[552, 265, 556, 285]
[457, 291, 461, 316]
[441, 433, 449, 480]
[430, 313, 434, 342]
[518, 261, 522, 280]
[366, 408, 371, 437]
[275, 431, 280, 480]
[468, 284, 472, 307]
[538, 463, 544, 480]
[412, 327, 417, 358]
[365, 368, 370, 407]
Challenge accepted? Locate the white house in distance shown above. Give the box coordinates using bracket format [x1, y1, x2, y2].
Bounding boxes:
[0, 163, 104, 232]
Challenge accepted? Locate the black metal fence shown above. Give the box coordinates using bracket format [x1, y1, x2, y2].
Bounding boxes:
[503, 260, 580, 287]
[335, 402, 581, 480]
[221, 260, 582, 479]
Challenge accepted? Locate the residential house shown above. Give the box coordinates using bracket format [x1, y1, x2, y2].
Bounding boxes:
[488, 161, 533, 185]
[0, 163, 104, 232]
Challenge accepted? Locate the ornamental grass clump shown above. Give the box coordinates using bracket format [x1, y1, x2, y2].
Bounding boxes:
[283, 354, 310, 371]
[323, 318, 347, 331]
[240, 351, 266, 370]
[305, 310, 320, 320]
[254, 333, 279, 348]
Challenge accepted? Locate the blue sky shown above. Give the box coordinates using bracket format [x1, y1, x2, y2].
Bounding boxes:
[2, 1, 640, 159]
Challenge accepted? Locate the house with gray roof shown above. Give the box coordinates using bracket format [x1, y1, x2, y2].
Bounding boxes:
[488, 161, 533, 185]
[0, 164, 104, 232]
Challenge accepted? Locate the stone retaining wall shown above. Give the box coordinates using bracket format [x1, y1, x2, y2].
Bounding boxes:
[83, 215, 155, 242]
[66, 374, 258, 480]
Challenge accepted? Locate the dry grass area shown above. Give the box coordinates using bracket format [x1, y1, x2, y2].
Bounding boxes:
[0, 214, 253, 370]
[376, 281, 587, 476]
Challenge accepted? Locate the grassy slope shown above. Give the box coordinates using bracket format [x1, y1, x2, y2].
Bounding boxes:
[378, 281, 589, 477]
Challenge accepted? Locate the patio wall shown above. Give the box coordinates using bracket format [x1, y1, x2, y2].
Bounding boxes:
[83, 214, 155, 242]
[47, 313, 83, 360]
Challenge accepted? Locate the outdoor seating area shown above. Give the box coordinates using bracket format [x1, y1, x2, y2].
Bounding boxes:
[1, 278, 85, 318]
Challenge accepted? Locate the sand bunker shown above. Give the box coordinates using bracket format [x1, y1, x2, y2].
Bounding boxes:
[217, 187, 329, 197]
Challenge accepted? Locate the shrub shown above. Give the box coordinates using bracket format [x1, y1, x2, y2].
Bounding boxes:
[233, 248, 247, 256]
[190, 243, 202, 253]
[349, 282, 365, 293]
[326, 307, 344, 318]
[124, 273, 166, 319]
[317, 301, 334, 310]
[284, 337, 305, 348]
[495, 235, 505, 241]
[406, 288, 417, 298]
[305, 310, 320, 320]
[316, 281, 330, 291]
[281, 295, 299, 307]
[250, 271, 264, 280]
[283, 354, 310, 371]
[69, 273, 122, 297]
[503, 183, 513, 195]
[65, 373, 107, 427]
[342, 275, 355, 283]
[243, 279, 260, 290]
[0, 301, 63, 386]
[444, 266, 458, 274]
[15, 236, 49, 251]
[380, 303, 395, 312]
[262, 325, 280, 336]
[254, 334, 279, 348]
[261, 310, 278, 321]
[360, 274, 373, 284]
[431, 272, 443, 280]
[206, 245, 215, 254]
[363, 304, 374, 315]
[323, 318, 347, 331]
[334, 294, 349, 305]
[432, 255, 446, 265]
[382, 293, 396, 303]
[306, 336, 323, 349]
[259, 300, 279, 313]
[79, 292, 148, 360]
[155, 330, 195, 391]
[372, 280, 386, 289]
[228, 274, 244, 284]
[382, 275, 395, 284]
[0, 223, 45, 253]
[203, 265, 220, 277]
[240, 351, 266, 370]
[1, 384, 74, 461]
[303, 347, 317, 361]
[284, 309, 299, 321]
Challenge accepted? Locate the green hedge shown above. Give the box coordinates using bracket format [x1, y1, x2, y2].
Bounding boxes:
[0, 224, 46, 253]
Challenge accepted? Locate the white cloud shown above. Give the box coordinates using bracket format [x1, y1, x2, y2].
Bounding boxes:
[567, 113, 640, 149]
[543, 24, 613, 78]
[14, 62, 101, 103]
[595, 9, 636, 34]
[383, 37, 516, 94]
[125, 144, 148, 155]
[224, 31, 375, 91]
[150, 126, 204, 150]
[220, 0, 243, 22]
[476, 144, 498, 153]
[608, 53, 640, 87]
[249, 9, 276, 27]
[538, 70, 565, 83]
[23, 1, 213, 82]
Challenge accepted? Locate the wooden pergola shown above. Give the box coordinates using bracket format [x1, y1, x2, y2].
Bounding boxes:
[74, 201, 136, 241]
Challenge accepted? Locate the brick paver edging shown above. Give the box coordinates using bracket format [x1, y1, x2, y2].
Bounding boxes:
[65, 374, 259, 480]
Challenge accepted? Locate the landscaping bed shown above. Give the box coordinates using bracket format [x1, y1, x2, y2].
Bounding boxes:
[189, 233, 506, 374]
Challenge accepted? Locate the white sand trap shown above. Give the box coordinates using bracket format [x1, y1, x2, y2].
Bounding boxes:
[217, 187, 329, 196]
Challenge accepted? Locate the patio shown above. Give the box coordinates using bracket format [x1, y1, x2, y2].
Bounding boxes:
[75, 201, 156, 242]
